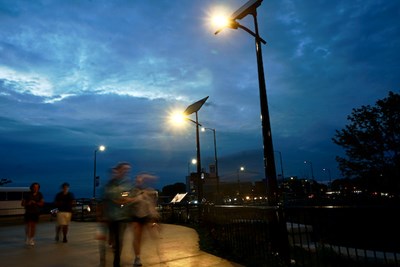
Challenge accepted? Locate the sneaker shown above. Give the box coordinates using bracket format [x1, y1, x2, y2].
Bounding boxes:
[63, 237, 68, 243]
[29, 239, 35, 246]
[133, 257, 142, 266]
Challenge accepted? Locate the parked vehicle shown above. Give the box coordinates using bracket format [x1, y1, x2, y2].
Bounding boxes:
[72, 198, 97, 221]
[50, 198, 97, 221]
[0, 187, 30, 216]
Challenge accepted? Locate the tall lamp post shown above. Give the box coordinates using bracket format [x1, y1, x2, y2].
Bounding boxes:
[237, 166, 245, 196]
[201, 127, 219, 198]
[183, 96, 209, 202]
[274, 151, 285, 183]
[214, 0, 278, 205]
[93, 145, 105, 198]
[304, 160, 315, 180]
[187, 158, 197, 194]
[275, 150, 285, 202]
[188, 158, 197, 176]
[323, 168, 332, 188]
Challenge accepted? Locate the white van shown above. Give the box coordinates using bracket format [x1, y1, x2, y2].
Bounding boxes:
[0, 187, 30, 216]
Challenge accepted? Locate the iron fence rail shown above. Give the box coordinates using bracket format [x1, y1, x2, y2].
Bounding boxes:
[160, 204, 400, 267]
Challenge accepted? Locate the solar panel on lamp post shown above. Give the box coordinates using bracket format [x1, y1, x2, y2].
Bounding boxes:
[183, 96, 209, 202]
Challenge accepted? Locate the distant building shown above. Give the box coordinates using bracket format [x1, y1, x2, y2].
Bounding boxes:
[186, 164, 219, 203]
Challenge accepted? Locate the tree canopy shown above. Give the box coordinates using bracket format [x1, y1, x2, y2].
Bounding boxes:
[0, 178, 12, 186]
[332, 91, 400, 192]
[161, 182, 186, 197]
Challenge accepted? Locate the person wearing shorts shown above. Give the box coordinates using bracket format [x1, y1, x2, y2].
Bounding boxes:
[54, 182, 75, 243]
[129, 173, 159, 267]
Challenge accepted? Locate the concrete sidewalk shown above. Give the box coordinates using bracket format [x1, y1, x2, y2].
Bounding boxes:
[0, 220, 244, 267]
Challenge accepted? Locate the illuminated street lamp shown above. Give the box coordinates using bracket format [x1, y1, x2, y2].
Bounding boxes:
[304, 160, 315, 180]
[274, 150, 285, 183]
[213, 0, 278, 205]
[188, 158, 197, 175]
[323, 168, 332, 188]
[182, 96, 209, 202]
[93, 145, 105, 198]
[237, 166, 245, 196]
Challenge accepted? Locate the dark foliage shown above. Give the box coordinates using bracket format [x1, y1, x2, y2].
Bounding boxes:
[332, 91, 400, 193]
[160, 182, 186, 197]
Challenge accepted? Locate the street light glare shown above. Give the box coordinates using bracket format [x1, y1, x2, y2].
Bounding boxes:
[99, 145, 106, 151]
[212, 15, 229, 28]
[206, 5, 231, 29]
[170, 111, 185, 125]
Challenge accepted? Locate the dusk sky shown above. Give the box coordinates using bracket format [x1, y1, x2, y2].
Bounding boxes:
[1, 0, 399, 200]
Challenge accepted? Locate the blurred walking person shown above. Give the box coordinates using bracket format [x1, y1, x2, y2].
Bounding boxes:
[129, 173, 160, 267]
[21, 182, 44, 246]
[54, 182, 75, 243]
[102, 162, 133, 267]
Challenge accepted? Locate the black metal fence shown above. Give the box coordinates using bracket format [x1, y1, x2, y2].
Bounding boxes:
[160, 204, 400, 267]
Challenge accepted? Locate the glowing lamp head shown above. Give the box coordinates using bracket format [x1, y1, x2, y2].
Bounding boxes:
[212, 15, 230, 28]
[170, 111, 186, 125]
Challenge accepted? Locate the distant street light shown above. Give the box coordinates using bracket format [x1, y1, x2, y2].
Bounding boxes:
[323, 168, 332, 187]
[237, 166, 245, 196]
[93, 145, 105, 198]
[275, 150, 285, 202]
[201, 127, 219, 198]
[213, 0, 278, 204]
[304, 160, 315, 180]
[188, 158, 197, 176]
[274, 151, 285, 183]
[182, 96, 209, 202]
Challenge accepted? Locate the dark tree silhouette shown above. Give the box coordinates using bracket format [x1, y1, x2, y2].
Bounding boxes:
[161, 182, 186, 197]
[332, 91, 400, 192]
[0, 178, 12, 186]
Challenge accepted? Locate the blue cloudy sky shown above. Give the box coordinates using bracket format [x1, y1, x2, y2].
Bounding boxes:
[1, 0, 399, 200]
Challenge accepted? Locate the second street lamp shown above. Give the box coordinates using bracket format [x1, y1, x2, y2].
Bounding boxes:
[93, 145, 105, 199]
[275, 150, 285, 183]
[183, 96, 209, 202]
[304, 160, 315, 180]
[323, 168, 332, 188]
[188, 158, 197, 176]
[214, 0, 278, 205]
[237, 166, 245, 196]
